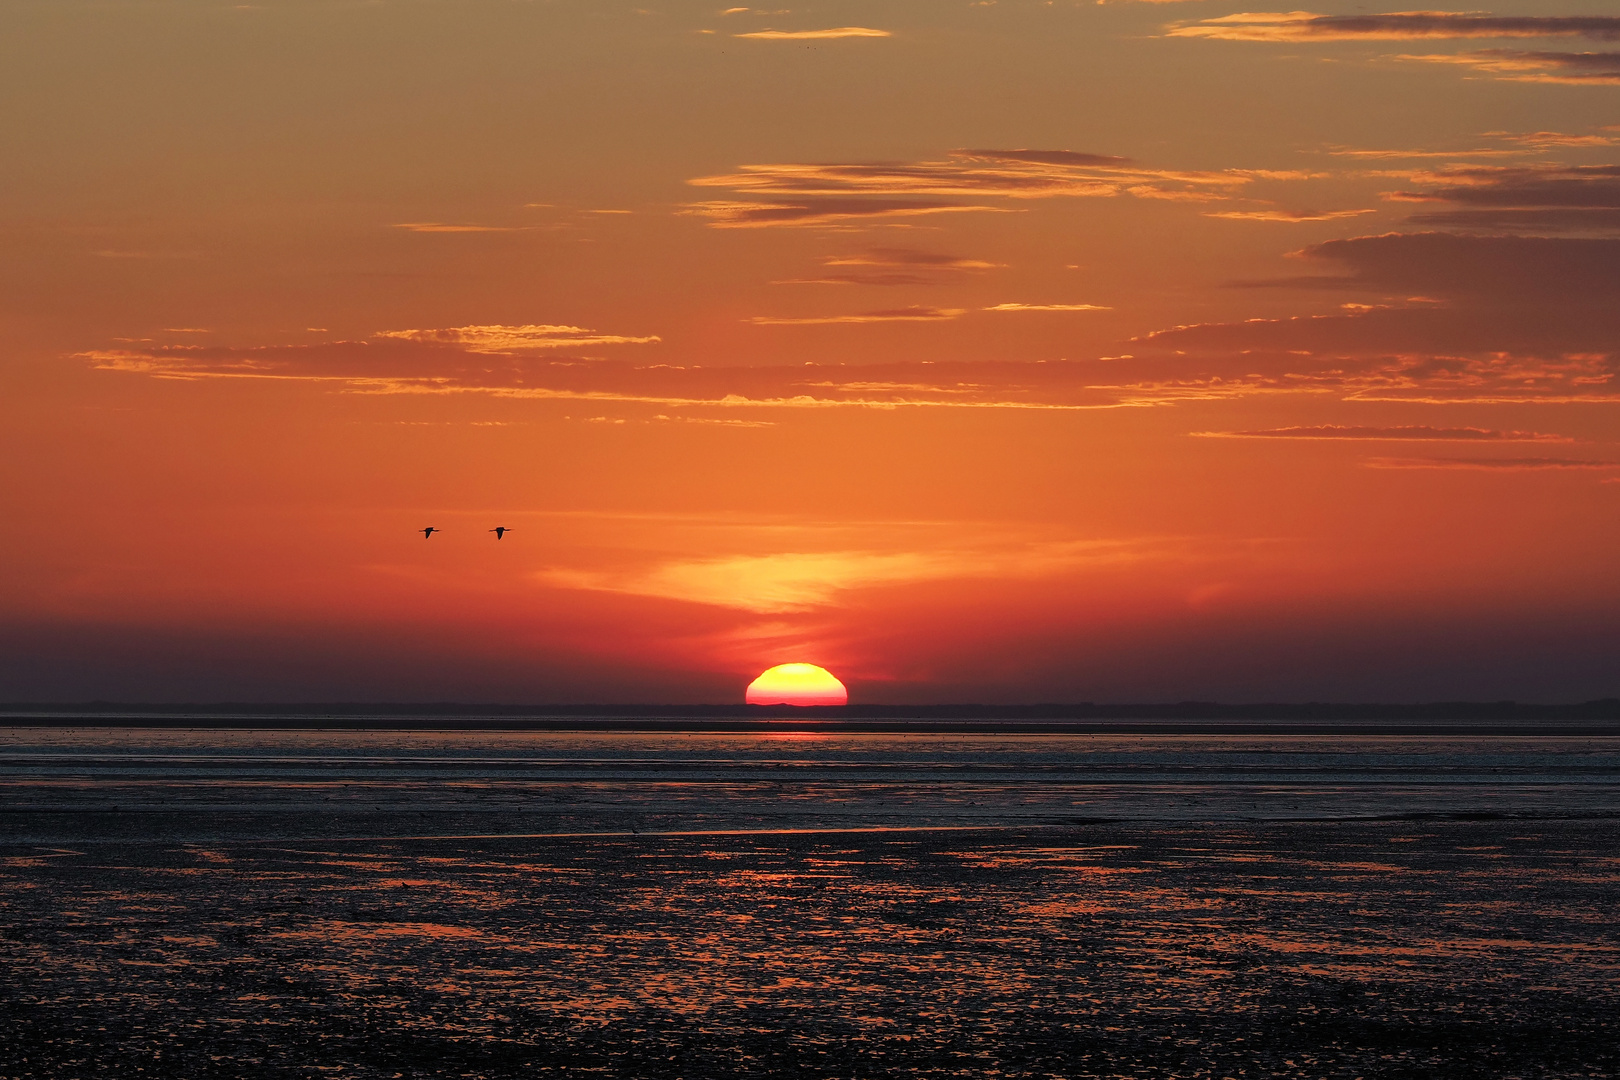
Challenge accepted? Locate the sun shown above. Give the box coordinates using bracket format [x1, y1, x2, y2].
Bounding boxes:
[745, 663, 848, 706]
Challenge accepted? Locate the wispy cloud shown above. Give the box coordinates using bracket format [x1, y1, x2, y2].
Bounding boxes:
[1231, 232, 1620, 302]
[734, 27, 890, 40]
[375, 324, 661, 352]
[1168, 13, 1620, 43]
[87, 280, 1620, 413]
[1124, 347, 1620, 405]
[1328, 146, 1525, 160]
[1401, 49, 1620, 84]
[1389, 163, 1620, 233]
[1407, 207, 1620, 231]
[537, 539, 1158, 613]
[1205, 208, 1376, 222]
[681, 198, 1007, 228]
[1398, 162, 1620, 195]
[542, 550, 959, 612]
[958, 149, 1136, 168]
[1497, 129, 1620, 147]
[91, 249, 201, 260]
[1129, 229, 1620, 402]
[653, 414, 775, 428]
[682, 150, 1320, 228]
[1327, 129, 1620, 157]
[690, 151, 1254, 201]
[750, 303, 1106, 322]
[774, 247, 1004, 284]
[825, 248, 1003, 270]
[747, 306, 965, 325]
[78, 342, 1234, 411]
[1366, 456, 1620, 470]
[1194, 425, 1571, 442]
[85, 336, 1620, 410]
[982, 302, 1111, 312]
[392, 223, 524, 233]
[774, 273, 945, 286]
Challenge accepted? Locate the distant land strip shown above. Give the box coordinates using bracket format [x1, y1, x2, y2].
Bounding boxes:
[2, 700, 1618, 736]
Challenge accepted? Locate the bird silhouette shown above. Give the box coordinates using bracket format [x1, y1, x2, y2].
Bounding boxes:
[490, 526, 511, 539]
[421, 527, 438, 538]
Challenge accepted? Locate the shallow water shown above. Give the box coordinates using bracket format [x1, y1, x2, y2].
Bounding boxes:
[2, 729, 1617, 842]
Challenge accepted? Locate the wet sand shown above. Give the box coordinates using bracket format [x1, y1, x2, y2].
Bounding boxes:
[2, 729, 1618, 1078]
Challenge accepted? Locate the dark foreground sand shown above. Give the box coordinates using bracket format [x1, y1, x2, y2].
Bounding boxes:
[3, 816, 1617, 1079]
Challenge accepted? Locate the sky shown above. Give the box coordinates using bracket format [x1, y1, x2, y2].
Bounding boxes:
[2, 0, 1618, 703]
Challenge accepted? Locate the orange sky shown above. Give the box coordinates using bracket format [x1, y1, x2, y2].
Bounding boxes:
[3, 1, 1618, 702]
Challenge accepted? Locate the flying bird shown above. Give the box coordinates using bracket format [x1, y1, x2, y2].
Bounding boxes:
[421, 527, 438, 538]
[491, 526, 511, 539]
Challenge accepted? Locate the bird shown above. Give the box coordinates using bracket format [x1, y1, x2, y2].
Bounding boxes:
[490, 526, 510, 539]
[421, 527, 438, 538]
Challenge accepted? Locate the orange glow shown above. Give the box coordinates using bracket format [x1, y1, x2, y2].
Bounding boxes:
[746, 664, 849, 706]
[2, 2, 1618, 704]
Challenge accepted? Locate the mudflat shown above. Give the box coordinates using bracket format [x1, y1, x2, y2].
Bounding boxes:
[1, 729, 1617, 1078]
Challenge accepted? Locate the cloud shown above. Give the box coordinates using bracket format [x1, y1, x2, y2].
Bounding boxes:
[1205, 208, 1376, 222]
[775, 247, 1004, 285]
[1168, 13, 1620, 43]
[982, 302, 1111, 312]
[750, 303, 1108, 321]
[1135, 328, 1620, 403]
[797, 380, 986, 395]
[653, 414, 775, 428]
[682, 150, 1323, 228]
[1134, 232, 1620, 401]
[824, 248, 1003, 270]
[1497, 130, 1620, 147]
[392, 223, 523, 233]
[375, 324, 661, 352]
[1174, 13, 1620, 92]
[1389, 164, 1620, 233]
[1328, 147, 1525, 159]
[1194, 425, 1571, 441]
[541, 550, 960, 612]
[1365, 456, 1620, 470]
[68, 340, 1202, 412]
[82, 269, 1620, 413]
[91, 249, 201, 260]
[774, 272, 947, 286]
[537, 540, 1156, 613]
[680, 198, 1006, 228]
[1328, 131, 1618, 158]
[687, 151, 1256, 202]
[747, 306, 965, 325]
[1389, 164, 1620, 208]
[81, 339, 1287, 411]
[1406, 207, 1620, 231]
[1146, 346, 1620, 404]
[87, 338, 1618, 409]
[1402, 49, 1620, 83]
[1237, 232, 1620, 302]
[733, 27, 891, 39]
[958, 149, 1135, 168]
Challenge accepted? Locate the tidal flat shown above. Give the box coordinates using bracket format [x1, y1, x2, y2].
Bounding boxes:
[1, 728, 1617, 1078]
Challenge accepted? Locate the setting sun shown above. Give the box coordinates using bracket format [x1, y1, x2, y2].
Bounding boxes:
[745, 664, 849, 707]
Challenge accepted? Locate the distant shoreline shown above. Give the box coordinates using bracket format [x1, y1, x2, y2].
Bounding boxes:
[2, 699, 1617, 736]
